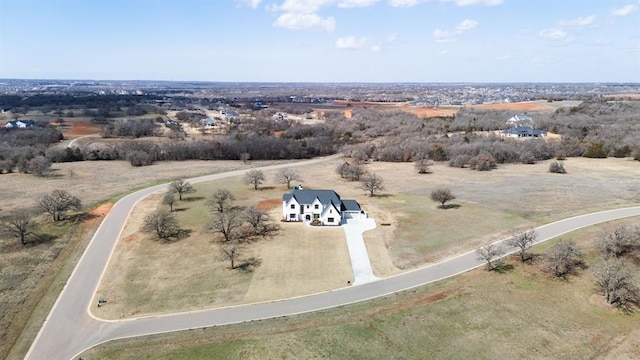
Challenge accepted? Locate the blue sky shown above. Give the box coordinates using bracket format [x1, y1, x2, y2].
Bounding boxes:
[0, 0, 638, 82]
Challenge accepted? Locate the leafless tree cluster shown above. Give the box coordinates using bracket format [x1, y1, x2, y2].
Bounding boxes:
[592, 226, 640, 309]
[414, 158, 433, 174]
[336, 162, 366, 181]
[100, 119, 160, 138]
[206, 189, 278, 270]
[592, 257, 639, 310]
[548, 161, 566, 174]
[25, 155, 52, 177]
[545, 240, 584, 278]
[39, 190, 82, 221]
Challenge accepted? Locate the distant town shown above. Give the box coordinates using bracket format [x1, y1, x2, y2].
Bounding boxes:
[0, 79, 637, 109]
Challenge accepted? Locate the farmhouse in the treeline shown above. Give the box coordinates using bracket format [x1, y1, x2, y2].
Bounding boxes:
[282, 186, 365, 226]
[501, 114, 547, 139]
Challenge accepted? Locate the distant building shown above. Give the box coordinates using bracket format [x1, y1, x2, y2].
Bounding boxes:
[502, 114, 545, 139]
[5, 120, 36, 128]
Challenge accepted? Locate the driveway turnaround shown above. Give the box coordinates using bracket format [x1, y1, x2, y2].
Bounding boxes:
[24, 154, 640, 359]
[343, 218, 378, 285]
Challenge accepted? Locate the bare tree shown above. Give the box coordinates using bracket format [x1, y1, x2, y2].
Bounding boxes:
[143, 209, 180, 241]
[548, 161, 566, 174]
[336, 162, 350, 178]
[345, 163, 366, 181]
[169, 178, 196, 200]
[207, 189, 237, 213]
[476, 243, 504, 271]
[208, 207, 244, 242]
[243, 169, 265, 190]
[245, 207, 278, 237]
[431, 188, 456, 208]
[162, 191, 176, 212]
[275, 167, 302, 189]
[240, 152, 250, 164]
[546, 240, 584, 278]
[597, 226, 633, 258]
[25, 156, 52, 177]
[220, 239, 242, 269]
[414, 158, 433, 174]
[39, 190, 82, 221]
[0, 210, 38, 245]
[360, 172, 385, 197]
[592, 257, 639, 309]
[507, 230, 537, 262]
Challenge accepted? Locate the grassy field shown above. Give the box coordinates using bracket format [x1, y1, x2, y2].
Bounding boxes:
[0, 159, 285, 360]
[2, 154, 639, 358]
[92, 156, 640, 320]
[81, 218, 640, 360]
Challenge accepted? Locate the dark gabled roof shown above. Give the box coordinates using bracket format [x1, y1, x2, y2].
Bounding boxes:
[502, 126, 546, 136]
[283, 188, 341, 206]
[341, 199, 361, 211]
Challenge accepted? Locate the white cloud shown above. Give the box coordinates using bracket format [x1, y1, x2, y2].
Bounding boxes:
[611, 4, 637, 17]
[388, 0, 423, 7]
[497, 54, 511, 60]
[433, 29, 457, 43]
[438, 50, 449, 56]
[271, 0, 334, 14]
[274, 13, 336, 31]
[561, 15, 596, 26]
[539, 28, 568, 41]
[338, 0, 380, 8]
[371, 44, 382, 51]
[386, 33, 398, 42]
[336, 35, 370, 49]
[440, 0, 503, 6]
[456, 19, 479, 31]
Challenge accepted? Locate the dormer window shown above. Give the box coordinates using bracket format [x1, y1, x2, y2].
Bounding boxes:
[314, 204, 319, 209]
[290, 204, 295, 209]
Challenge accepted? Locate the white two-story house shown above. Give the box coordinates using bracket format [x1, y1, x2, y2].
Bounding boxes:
[282, 186, 364, 226]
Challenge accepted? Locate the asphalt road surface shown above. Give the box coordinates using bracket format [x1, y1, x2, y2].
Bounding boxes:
[25, 155, 640, 359]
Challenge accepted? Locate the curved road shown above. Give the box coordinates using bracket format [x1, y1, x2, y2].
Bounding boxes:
[25, 154, 640, 360]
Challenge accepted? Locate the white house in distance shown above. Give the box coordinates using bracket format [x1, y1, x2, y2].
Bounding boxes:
[5, 120, 36, 128]
[282, 186, 365, 226]
[502, 114, 546, 139]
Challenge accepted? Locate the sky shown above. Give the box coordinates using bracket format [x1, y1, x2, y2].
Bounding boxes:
[0, 0, 639, 83]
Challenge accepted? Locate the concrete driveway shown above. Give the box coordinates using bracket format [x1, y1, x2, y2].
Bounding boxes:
[343, 218, 379, 285]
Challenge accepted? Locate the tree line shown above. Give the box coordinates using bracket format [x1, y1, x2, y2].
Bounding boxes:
[476, 225, 640, 311]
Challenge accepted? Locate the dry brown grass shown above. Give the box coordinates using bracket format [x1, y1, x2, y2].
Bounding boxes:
[81, 219, 640, 360]
[94, 155, 639, 319]
[94, 186, 353, 319]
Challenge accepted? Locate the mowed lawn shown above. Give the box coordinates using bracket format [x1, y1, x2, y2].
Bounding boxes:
[83, 218, 640, 360]
[94, 156, 640, 319]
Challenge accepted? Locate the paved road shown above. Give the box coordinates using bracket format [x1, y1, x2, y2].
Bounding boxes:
[25, 155, 640, 359]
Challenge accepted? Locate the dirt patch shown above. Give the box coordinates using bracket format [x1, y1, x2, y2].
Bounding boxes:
[61, 120, 101, 138]
[256, 198, 281, 211]
[472, 101, 555, 112]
